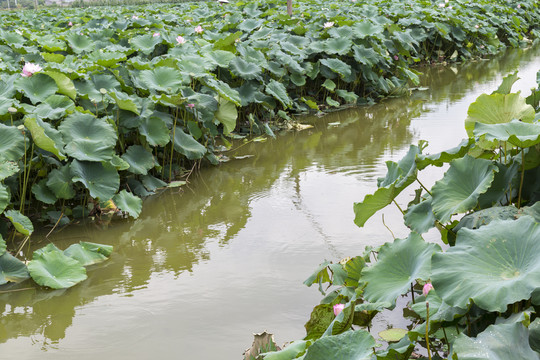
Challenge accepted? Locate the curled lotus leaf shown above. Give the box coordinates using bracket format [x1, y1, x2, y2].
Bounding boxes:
[24, 116, 66, 160]
[215, 98, 238, 135]
[64, 242, 113, 266]
[432, 216, 540, 312]
[204, 50, 236, 68]
[452, 323, 540, 360]
[431, 155, 498, 223]
[130, 34, 162, 55]
[46, 164, 76, 200]
[42, 70, 76, 100]
[4, 209, 33, 236]
[262, 340, 308, 360]
[362, 233, 440, 307]
[65, 33, 95, 54]
[415, 138, 473, 170]
[59, 113, 117, 162]
[0, 252, 30, 285]
[28, 249, 87, 289]
[319, 58, 352, 79]
[32, 179, 57, 205]
[404, 198, 436, 234]
[202, 77, 241, 106]
[228, 57, 262, 81]
[464, 92, 535, 137]
[70, 160, 120, 201]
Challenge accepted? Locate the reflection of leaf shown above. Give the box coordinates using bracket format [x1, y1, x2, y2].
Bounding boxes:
[362, 233, 440, 307]
[432, 217, 540, 312]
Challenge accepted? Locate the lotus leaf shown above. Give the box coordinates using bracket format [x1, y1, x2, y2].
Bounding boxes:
[452, 323, 539, 360]
[304, 303, 354, 340]
[172, 127, 207, 160]
[65, 33, 95, 53]
[323, 38, 352, 56]
[0, 234, 4, 256]
[24, 116, 66, 160]
[28, 249, 87, 289]
[492, 71, 519, 95]
[0, 161, 18, 181]
[404, 198, 435, 234]
[464, 92, 535, 137]
[261, 340, 308, 360]
[14, 73, 58, 105]
[431, 155, 498, 223]
[64, 241, 113, 266]
[353, 21, 384, 39]
[0, 252, 29, 285]
[202, 78, 241, 106]
[141, 175, 166, 191]
[432, 216, 540, 312]
[0, 124, 25, 162]
[319, 58, 351, 79]
[109, 90, 140, 115]
[46, 165, 75, 200]
[215, 98, 238, 135]
[0, 183, 10, 214]
[303, 330, 375, 360]
[32, 179, 57, 204]
[59, 113, 117, 162]
[42, 70, 76, 100]
[473, 120, 540, 149]
[139, 68, 184, 93]
[354, 145, 421, 227]
[410, 290, 467, 323]
[362, 233, 440, 306]
[4, 209, 34, 236]
[229, 57, 262, 80]
[121, 145, 154, 175]
[265, 79, 292, 109]
[204, 50, 235, 68]
[139, 116, 170, 147]
[530, 318, 540, 353]
[378, 328, 408, 343]
[130, 34, 161, 55]
[70, 160, 119, 201]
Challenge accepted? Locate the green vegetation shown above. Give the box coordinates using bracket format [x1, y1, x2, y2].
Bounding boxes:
[257, 73, 540, 359]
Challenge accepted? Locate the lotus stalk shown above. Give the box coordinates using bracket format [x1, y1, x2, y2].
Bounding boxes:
[518, 147, 525, 209]
[425, 301, 431, 360]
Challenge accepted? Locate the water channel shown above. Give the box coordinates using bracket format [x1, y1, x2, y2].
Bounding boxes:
[1, 46, 540, 359]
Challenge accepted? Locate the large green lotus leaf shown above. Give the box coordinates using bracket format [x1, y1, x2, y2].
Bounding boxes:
[113, 190, 142, 218]
[473, 120, 540, 149]
[204, 50, 235, 68]
[42, 71, 76, 100]
[229, 57, 262, 80]
[320, 58, 352, 79]
[139, 116, 170, 147]
[108, 90, 140, 115]
[416, 139, 473, 170]
[0, 183, 9, 214]
[141, 174, 166, 191]
[452, 323, 539, 360]
[0, 124, 25, 162]
[323, 38, 352, 56]
[432, 217, 540, 312]
[14, 73, 58, 105]
[59, 113, 117, 162]
[24, 116, 66, 160]
[31, 179, 57, 204]
[178, 57, 210, 78]
[28, 250, 87, 289]
[46, 165, 75, 199]
[362, 233, 440, 306]
[139, 68, 184, 93]
[404, 198, 436, 234]
[121, 145, 154, 175]
[354, 145, 421, 227]
[202, 78, 241, 106]
[130, 34, 161, 55]
[172, 127, 207, 160]
[215, 98, 237, 135]
[0, 161, 18, 181]
[4, 209, 34, 236]
[237, 18, 263, 32]
[88, 51, 127, 67]
[33, 94, 75, 120]
[262, 340, 308, 360]
[37, 35, 66, 52]
[464, 93, 535, 137]
[65, 33, 95, 53]
[352, 21, 384, 38]
[0, 252, 30, 285]
[303, 330, 375, 360]
[70, 160, 119, 201]
[64, 241, 113, 266]
[265, 80, 292, 109]
[431, 155, 498, 223]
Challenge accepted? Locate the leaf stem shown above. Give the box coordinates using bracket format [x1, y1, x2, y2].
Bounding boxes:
[517, 148, 525, 209]
[415, 177, 432, 196]
[425, 301, 432, 360]
[169, 107, 179, 182]
[392, 199, 404, 215]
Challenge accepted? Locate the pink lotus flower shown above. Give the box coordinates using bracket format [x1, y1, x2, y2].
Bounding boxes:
[132, 15, 139, 19]
[475, 24, 479, 29]
[68, 21, 73, 26]
[153, 32, 160, 37]
[176, 36, 186, 44]
[423, 283, 434, 296]
[21, 62, 42, 77]
[186, 103, 195, 109]
[194, 25, 203, 34]
[394, 55, 399, 60]
[517, 4, 521, 8]
[323, 22, 334, 29]
[333, 303, 345, 316]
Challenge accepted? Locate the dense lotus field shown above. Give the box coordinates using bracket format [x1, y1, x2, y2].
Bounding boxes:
[0, 0, 539, 289]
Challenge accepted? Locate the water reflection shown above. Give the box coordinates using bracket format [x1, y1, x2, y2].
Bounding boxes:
[1, 45, 539, 358]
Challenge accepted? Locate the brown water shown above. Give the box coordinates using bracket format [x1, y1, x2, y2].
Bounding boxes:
[1, 46, 540, 359]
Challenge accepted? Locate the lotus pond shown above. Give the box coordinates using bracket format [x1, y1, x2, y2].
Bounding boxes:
[0, 43, 539, 359]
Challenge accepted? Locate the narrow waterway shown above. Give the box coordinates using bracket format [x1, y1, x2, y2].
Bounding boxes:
[1, 46, 540, 359]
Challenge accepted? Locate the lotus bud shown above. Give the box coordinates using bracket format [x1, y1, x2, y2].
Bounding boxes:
[423, 283, 434, 296]
[333, 303, 345, 316]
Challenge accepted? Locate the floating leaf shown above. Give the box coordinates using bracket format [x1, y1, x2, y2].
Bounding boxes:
[28, 250, 87, 289]
[378, 328, 408, 343]
[4, 209, 34, 236]
[432, 217, 540, 312]
[64, 242, 113, 266]
[431, 155, 498, 223]
[113, 190, 143, 218]
[0, 252, 29, 285]
[362, 233, 440, 306]
[71, 160, 119, 201]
